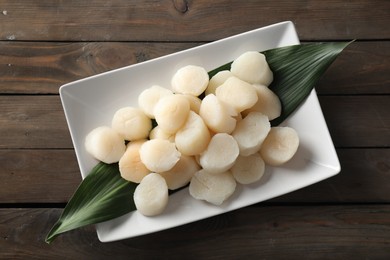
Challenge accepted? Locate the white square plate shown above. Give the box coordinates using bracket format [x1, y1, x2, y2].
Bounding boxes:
[60, 21, 340, 242]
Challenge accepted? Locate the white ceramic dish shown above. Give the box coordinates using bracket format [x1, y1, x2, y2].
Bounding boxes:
[60, 21, 340, 242]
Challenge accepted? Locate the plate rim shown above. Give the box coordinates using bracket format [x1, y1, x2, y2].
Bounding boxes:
[59, 21, 341, 242]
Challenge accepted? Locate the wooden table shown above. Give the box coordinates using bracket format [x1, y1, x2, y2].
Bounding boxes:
[1, 1, 389, 258]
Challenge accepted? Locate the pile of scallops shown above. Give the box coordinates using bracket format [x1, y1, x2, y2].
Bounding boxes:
[85, 51, 299, 216]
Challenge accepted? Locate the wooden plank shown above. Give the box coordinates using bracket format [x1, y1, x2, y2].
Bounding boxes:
[0, 206, 389, 258]
[1, 95, 388, 149]
[0, 95, 73, 149]
[0, 149, 80, 203]
[0, 42, 200, 94]
[0, 0, 388, 41]
[0, 41, 388, 95]
[0, 148, 388, 203]
[320, 96, 390, 148]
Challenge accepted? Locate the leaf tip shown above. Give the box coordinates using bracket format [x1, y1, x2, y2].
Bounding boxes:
[44, 234, 55, 244]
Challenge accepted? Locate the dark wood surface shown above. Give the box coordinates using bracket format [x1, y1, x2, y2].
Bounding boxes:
[0, 0, 389, 258]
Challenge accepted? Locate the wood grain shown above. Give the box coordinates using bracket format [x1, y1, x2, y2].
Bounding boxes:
[0, 41, 388, 94]
[0, 149, 80, 203]
[0, 42, 200, 94]
[0, 148, 388, 204]
[0, 0, 388, 41]
[0, 206, 389, 258]
[320, 96, 390, 148]
[0, 95, 72, 149]
[316, 41, 390, 94]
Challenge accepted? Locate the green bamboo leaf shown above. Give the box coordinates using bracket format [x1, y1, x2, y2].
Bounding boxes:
[209, 41, 353, 125]
[46, 41, 351, 243]
[264, 41, 353, 126]
[45, 162, 137, 243]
